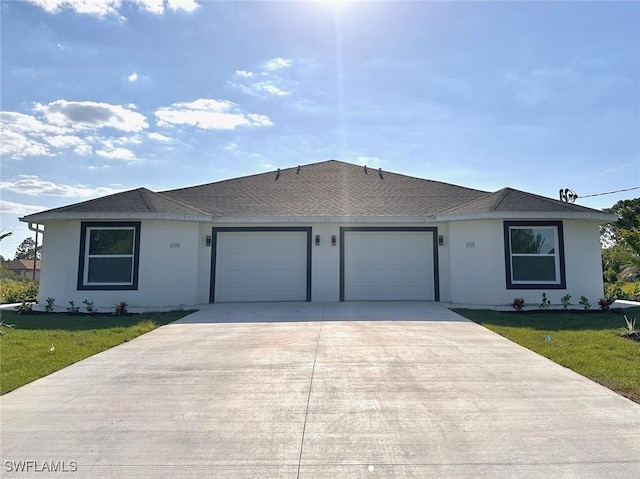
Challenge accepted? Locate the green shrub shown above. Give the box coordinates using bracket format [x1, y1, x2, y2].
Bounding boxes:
[0, 278, 38, 304]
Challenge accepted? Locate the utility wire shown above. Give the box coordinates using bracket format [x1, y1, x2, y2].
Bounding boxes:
[578, 186, 640, 199]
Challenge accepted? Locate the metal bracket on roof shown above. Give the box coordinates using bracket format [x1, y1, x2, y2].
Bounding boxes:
[378, 168, 383, 179]
[275, 168, 281, 181]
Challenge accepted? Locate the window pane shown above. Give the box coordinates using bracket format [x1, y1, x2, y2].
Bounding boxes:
[510, 228, 555, 254]
[89, 229, 134, 255]
[512, 256, 556, 282]
[87, 257, 133, 283]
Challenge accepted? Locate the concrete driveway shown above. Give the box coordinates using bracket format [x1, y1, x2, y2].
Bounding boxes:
[2, 302, 639, 478]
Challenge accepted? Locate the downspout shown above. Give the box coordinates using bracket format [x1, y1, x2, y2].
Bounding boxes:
[27, 223, 44, 281]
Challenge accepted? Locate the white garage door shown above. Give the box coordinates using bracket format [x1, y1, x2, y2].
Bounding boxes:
[343, 230, 434, 301]
[214, 231, 308, 302]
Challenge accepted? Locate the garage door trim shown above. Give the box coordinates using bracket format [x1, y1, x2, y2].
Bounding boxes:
[339, 226, 439, 302]
[210, 227, 312, 303]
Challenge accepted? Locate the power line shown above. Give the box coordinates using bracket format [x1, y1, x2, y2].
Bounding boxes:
[579, 186, 640, 199]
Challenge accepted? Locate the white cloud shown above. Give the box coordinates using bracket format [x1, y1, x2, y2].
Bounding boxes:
[0, 128, 52, 159]
[0, 200, 49, 216]
[0, 111, 67, 159]
[127, 72, 139, 82]
[246, 113, 273, 127]
[264, 57, 292, 71]
[166, 0, 199, 12]
[26, 0, 199, 17]
[148, 132, 172, 142]
[95, 147, 137, 160]
[74, 144, 93, 155]
[26, 0, 122, 17]
[232, 58, 293, 97]
[155, 98, 273, 130]
[44, 135, 86, 148]
[134, 0, 164, 14]
[0, 175, 124, 197]
[34, 100, 148, 132]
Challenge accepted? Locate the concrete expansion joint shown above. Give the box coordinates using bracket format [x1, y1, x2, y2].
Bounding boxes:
[296, 316, 324, 478]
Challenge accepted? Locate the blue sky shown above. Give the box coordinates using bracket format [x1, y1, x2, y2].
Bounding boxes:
[1, 0, 639, 259]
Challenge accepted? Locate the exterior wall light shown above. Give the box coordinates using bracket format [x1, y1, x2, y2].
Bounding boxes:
[315, 235, 320, 246]
[206, 235, 212, 247]
[438, 235, 444, 246]
[331, 235, 337, 246]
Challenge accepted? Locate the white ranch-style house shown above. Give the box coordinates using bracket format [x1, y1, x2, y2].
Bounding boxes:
[20, 160, 616, 310]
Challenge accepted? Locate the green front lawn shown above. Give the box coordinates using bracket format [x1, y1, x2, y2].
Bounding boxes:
[0, 310, 193, 394]
[454, 308, 640, 404]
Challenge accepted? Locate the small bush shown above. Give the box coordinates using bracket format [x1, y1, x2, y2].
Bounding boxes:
[512, 297, 525, 312]
[82, 300, 95, 313]
[114, 302, 128, 316]
[579, 295, 591, 311]
[560, 294, 572, 310]
[0, 278, 39, 304]
[66, 301, 80, 314]
[540, 293, 551, 310]
[45, 297, 55, 313]
[0, 317, 14, 336]
[620, 315, 639, 340]
[15, 300, 32, 315]
[598, 298, 614, 311]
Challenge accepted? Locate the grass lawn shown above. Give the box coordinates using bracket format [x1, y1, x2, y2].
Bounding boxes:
[454, 307, 640, 404]
[0, 309, 193, 395]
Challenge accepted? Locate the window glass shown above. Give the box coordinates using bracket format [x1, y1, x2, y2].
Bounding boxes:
[510, 228, 555, 255]
[512, 256, 556, 282]
[89, 229, 134, 255]
[88, 257, 133, 283]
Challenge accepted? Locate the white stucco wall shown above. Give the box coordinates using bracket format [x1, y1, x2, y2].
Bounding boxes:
[447, 219, 605, 306]
[36, 217, 605, 309]
[37, 220, 202, 310]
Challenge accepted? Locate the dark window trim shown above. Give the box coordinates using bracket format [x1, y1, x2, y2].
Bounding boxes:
[77, 221, 141, 291]
[210, 227, 312, 303]
[503, 220, 566, 290]
[339, 227, 440, 302]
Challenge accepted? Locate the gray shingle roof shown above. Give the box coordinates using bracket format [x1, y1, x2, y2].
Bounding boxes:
[160, 160, 489, 217]
[21, 160, 610, 220]
[39, 188, 209, 216]
[439, 187, 604, 215]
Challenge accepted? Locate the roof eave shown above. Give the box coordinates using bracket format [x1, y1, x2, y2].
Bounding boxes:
[19, 212, 213, 223]
[436, 211, 618, 223]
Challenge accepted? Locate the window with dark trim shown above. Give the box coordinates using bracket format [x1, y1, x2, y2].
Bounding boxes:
[504, 221, 566, 290]
[78, 222, 141, 290]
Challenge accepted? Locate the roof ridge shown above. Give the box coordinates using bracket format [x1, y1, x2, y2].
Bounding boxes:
[503, 187, 582, 209]
[145, 189, 211, 216]
[437, 190, 496, 215]
[137, 188, 154, 212]
[491, 187, 512, 211]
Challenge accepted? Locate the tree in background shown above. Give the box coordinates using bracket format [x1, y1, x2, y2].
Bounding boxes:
[601, 198, 640, 246]
[14, 237, 41, 261]
[602, 199, 640, 297]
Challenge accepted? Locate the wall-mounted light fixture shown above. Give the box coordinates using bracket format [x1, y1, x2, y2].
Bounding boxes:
[315, 235, 320, 246]
[206, 235, 212, 247]
[331, 235, 336, 246]
[438, 235, 444, 246]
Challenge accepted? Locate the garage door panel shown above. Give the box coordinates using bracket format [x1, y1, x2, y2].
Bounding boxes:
[344, 230, 434, 301]
[214, 231, 308, 302]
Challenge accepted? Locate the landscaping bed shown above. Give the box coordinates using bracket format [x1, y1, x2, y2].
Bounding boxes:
[0, 309, 194, 395]
[453, 307, 640, 404]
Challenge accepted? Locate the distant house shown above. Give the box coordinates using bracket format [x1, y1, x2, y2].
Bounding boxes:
[20, 160, 615, 309]
[5, 259, 41, 280]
